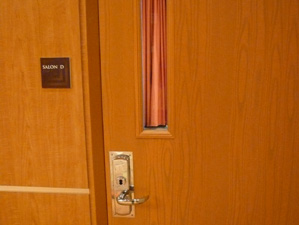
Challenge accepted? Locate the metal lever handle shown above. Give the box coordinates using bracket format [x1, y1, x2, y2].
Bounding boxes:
[116, 186, 149, 206]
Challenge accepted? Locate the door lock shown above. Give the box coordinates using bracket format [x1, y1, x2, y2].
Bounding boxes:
[109, 151, 149, 217]
[116, 176, 126, 186]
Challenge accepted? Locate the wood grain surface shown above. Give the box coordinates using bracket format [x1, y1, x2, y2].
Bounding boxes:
[0, 0, 88, 188]
[80, 0, 108, 224]
[99, 0, 299, 225]
[0, 192, 91, 225]
[0, 0, 101, 224]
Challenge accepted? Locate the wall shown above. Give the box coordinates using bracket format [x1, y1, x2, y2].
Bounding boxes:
[0, 0, 106, 224]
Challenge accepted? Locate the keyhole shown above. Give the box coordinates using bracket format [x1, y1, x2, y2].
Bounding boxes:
[116, 176, 126, 186]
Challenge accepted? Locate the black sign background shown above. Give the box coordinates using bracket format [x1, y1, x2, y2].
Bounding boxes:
[40, 58, 70, 88]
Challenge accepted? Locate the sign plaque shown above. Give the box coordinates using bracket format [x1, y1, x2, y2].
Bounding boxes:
[40, 57, 70, 88]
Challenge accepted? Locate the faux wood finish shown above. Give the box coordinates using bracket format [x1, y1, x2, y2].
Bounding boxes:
[0, 0, 97, 223]
[80, 0, 108, 224]
[0, 0, 88, 187]
[99, 0, 299, 225]
[0, 193, 91, 225]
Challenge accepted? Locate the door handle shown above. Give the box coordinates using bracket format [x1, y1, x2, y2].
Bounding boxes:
[117, 185, 149, 205]
[110, 151, 149, 217]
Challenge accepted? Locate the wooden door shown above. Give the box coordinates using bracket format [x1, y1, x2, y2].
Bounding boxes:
[99, 0, 299, 225]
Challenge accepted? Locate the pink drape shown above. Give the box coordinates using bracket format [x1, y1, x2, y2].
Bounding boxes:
[142, 0, 167, 127]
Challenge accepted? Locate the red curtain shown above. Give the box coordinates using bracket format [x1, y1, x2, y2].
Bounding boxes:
[142, 0, 167, 127]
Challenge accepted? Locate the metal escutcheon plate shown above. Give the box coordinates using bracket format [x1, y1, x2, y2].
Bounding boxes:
[109, 151, 135, 218]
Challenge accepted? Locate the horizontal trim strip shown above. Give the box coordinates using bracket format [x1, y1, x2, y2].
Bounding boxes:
[0, 186, 90, 195]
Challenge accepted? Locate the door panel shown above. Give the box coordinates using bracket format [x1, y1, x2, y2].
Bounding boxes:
[0, 0, 104, 224]
[99, 0, 299, 225]
[0, 0, 88, 188]
[0, 193, 91, 225]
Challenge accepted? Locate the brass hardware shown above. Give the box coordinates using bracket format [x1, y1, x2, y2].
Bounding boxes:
[109, 151, 149, 217]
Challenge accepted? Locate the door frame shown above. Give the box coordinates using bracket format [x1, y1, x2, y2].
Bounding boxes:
[80, 0, 108, 224]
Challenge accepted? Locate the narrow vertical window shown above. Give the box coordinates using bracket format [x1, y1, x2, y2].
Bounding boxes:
[142, 0, 167, 128]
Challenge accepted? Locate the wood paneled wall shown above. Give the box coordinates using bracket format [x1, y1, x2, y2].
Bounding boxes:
[0, 0, 87, 189]
[0, 193, 91, 225]
[0, 0, 107, 224]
